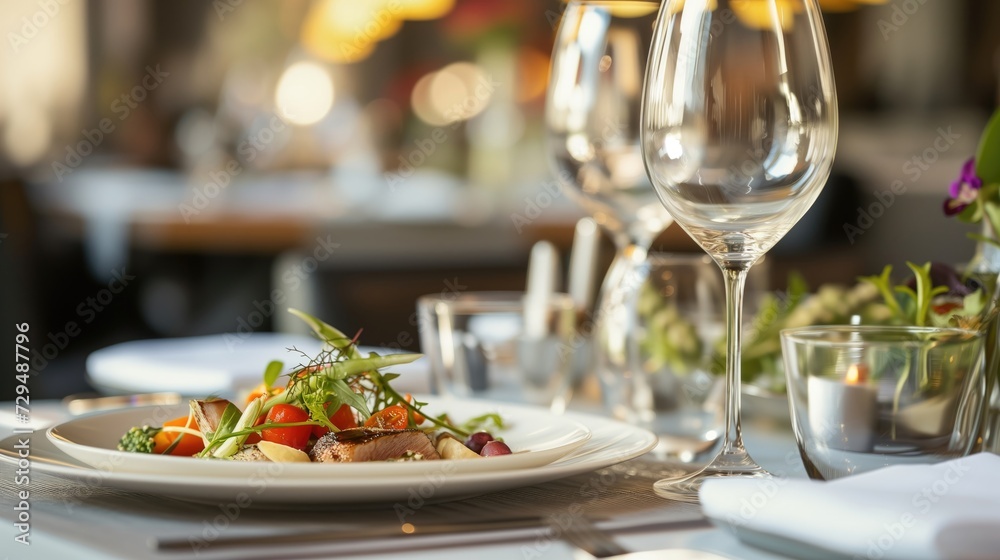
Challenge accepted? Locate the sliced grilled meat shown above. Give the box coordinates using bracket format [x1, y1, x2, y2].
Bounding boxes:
[309, 428, 440, 463]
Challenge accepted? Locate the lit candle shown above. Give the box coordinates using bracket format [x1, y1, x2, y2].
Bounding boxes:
[807, 364, 878, 453]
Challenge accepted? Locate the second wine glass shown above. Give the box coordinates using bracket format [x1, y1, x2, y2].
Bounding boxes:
[546, 0, 674, 399]
[641, 0, 839, 501]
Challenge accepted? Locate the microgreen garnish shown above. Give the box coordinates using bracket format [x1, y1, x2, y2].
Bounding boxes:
[456, 412, 505, 435]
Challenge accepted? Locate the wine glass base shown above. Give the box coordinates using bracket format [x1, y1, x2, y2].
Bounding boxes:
[654, 450, 771, 503]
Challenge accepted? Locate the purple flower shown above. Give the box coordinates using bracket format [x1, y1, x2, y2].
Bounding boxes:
[944, 158, 983, 216]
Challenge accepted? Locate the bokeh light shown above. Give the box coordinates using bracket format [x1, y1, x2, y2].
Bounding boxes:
[731, 0, 799, 30]
[301, 0, 401, 64]
[275, 61, 335, 126]
[606, 1, 659, 18]
[396, 0, 456, 21]
[517, 47, 550, 103]
[411, 62, 492, 126]
[3, 105, 51, 166]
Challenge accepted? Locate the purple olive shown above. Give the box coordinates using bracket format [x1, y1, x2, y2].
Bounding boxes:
[480, 441, 512, 457]
[464, 432, 494, 454]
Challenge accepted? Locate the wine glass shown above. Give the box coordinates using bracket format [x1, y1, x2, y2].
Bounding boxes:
[641, 0, 839, 501]
[546, 0, 674, 396]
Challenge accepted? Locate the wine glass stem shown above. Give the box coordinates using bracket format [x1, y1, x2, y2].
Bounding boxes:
[619, 243, 650, 277]
[721, 264, 749, 455]
[609, 241, 648, 297]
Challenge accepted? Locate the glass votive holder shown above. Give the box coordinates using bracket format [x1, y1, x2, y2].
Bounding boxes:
[417, 292, 578, 407]
[781, 326, 988, 480]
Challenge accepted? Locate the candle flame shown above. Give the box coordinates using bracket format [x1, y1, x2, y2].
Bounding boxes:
[845, 364, 869, 385]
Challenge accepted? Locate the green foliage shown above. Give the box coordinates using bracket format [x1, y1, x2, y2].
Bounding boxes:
[709, 272, 883, 392]
[860, 263, 979, 328]
[958, 109, 1000, 245]
[975, 108, 1000, 184]
[454, 412, 505, 435]
[262, 360, 283, 389]
[861, 265, 906, 320]
[288, 308, 363, 359]
[637, 281, 704, 376]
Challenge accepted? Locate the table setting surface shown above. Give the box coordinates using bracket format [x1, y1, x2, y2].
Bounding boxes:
[4, 362, 997, 560]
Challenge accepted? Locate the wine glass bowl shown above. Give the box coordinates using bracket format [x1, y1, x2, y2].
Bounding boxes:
[643, 0, 838, 263]
[547, 0, 673, 249]
[546, 1, 676, 398]
[641, 0, 838, 501]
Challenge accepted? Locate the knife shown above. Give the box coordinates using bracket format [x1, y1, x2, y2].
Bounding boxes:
[154, 516, 548, 552]
[154, 515, 710, 553]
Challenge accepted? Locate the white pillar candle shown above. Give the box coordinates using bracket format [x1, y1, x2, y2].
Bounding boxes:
[568, 218, 599, 312]
[524, 241, 559, 339]
[808, 365, 878, 453]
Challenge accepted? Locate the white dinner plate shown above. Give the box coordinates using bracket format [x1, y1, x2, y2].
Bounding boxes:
[85, 333, 430, 396]
[46, 399, 591, 478]
[1, 404, 656, 505]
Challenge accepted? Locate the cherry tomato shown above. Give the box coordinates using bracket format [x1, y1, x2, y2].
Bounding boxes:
[312, 403, 359, 437]
[364, 405, 409, 430]
[403, 394, 425, 425]
[260, 404, 312, 450]
[245, 414, 265, 444]
[153, 416, 204, 456]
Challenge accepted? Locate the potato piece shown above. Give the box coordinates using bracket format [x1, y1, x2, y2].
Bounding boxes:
[435, 434, 481, 460]
[257, 440, 311, 463]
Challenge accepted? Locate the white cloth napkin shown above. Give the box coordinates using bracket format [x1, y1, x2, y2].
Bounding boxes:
[700, 453, 1000, 560]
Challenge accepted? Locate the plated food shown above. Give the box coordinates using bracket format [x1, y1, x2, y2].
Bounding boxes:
[13, 400, 648, 504]
[115, 309, 509, 464]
